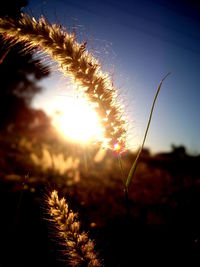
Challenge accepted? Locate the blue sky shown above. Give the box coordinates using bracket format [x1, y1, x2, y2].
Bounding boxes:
[25, 0, 200, 154]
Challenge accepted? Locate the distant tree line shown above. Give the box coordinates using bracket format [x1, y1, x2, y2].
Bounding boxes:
[0, 1, 50, 130]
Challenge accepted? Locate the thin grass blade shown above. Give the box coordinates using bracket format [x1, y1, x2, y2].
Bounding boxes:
[126, 73, 171, 190]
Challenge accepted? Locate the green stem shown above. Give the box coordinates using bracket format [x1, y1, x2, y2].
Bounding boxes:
[125, 73, 171, 191]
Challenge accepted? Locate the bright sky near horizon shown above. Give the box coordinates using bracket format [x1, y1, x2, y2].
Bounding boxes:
[26, 0, 200, 154]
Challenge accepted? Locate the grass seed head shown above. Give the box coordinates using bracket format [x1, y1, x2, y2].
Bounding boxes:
[0, 14, 127, 151]
[48, 190, 102, 267]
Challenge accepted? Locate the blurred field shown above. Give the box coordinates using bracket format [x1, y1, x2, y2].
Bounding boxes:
[0, 124, 200, 267]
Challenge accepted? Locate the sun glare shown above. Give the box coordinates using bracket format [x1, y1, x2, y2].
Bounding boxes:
[52, 96, 104, 144]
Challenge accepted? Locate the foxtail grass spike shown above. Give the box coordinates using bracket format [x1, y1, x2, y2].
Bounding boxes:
[0, 14, 126, 150]
[48, 190, 102, 267]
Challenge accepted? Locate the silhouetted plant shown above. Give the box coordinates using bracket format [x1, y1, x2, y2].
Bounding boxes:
[0, 4, 49, 129]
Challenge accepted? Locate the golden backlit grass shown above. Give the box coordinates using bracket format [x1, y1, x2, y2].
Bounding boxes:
[0, 14, 127, 150]
[48, 190, 101, 267]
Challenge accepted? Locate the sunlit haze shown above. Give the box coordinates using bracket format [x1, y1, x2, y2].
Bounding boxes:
[32, 75, 105, 144]
[52, 96, 103, 143]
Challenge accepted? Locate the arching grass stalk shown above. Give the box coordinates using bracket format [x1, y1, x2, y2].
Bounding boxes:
[0, 14, 170, 193]
[124, 73, 171, 192]
[0, 14, 126, 150]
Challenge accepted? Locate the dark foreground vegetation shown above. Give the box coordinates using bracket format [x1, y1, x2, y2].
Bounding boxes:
[0, 126, 200, 266]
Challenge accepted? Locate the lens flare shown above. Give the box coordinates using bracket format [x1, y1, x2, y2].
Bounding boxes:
[113, 142, 121, 151]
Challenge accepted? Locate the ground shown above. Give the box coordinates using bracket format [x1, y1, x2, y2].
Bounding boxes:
[0, 129, 200, 266]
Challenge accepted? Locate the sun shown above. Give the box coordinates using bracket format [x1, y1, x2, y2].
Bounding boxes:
[52, 96, 104, 144]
